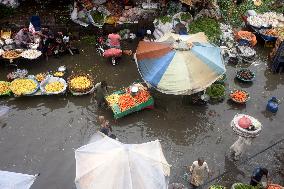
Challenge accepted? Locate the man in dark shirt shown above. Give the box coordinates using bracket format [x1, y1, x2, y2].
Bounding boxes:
[250, 167, 268, 186]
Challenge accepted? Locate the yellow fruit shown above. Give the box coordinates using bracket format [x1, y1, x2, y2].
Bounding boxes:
[106, 94, 120, 105]
[70, 76, 91, 90]
[54, 72, 64, 77]
[0, 82, 10, 95]
[10, 79, 37, 96]
[45, 81, 64, 93]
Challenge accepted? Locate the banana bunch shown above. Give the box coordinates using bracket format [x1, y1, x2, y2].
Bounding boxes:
[106, 94, 120, 106]
[10, 79, 37, 96]
[45, 81, 64, 93]
[70, 76, 91, 90]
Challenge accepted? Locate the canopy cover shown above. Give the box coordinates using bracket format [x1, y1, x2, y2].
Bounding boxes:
[75, 132, 170, 189]
[135, 32, 226, 95]
[0, 171, 37, 189]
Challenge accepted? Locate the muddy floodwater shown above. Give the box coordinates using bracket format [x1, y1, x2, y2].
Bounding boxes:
[0, 41, 283, 188]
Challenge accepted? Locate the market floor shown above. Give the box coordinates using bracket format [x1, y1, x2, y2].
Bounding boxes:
[0, 41, 283, 188]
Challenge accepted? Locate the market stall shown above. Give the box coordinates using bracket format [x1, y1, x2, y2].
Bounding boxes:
[245, 12, 284, 47]
[105, 83, 154, 119]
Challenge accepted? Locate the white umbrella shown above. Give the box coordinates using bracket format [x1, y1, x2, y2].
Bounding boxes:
[0, 171, 37, 189]
[75, 132, 171, 189]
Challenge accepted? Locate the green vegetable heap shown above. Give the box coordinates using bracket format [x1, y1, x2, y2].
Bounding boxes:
[188, 17, 221, 43]
[206, 84, 225, 99]
[218, 0, 284, 27]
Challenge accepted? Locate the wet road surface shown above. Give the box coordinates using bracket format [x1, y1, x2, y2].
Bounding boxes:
[0, 41, 283, 188]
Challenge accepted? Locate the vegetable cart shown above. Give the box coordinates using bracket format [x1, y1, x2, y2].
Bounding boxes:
[105, 84, 154, 119]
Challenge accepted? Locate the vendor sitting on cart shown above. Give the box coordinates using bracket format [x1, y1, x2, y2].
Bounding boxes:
[94, 81, 108, 107]
[14, 27, 33, 48]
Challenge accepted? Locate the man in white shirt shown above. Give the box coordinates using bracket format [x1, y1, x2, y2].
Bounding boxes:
[188, 158, 210, 188]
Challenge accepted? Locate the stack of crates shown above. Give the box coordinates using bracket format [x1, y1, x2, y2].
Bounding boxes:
[272, 41, 284, 73]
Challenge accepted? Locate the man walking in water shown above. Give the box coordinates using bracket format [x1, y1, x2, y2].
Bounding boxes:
[187, 158, 210, 188]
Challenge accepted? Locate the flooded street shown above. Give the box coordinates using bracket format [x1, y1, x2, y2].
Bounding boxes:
[0, 41, 283, 188]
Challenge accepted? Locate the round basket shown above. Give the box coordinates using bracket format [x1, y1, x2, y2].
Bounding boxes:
[230, 89, 250, 104]
[68, 73, 94, 93]
[231, 114, 262, 138]
[10, 78, 39, 96]
[0, 81, 11, 96]
[236, 69, 255, 82]
[40, 77, 67, 95]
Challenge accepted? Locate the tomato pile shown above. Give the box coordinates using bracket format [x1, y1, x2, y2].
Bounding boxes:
[230, 90, 249, 103]
[133, 90, 150, 104]
[118, 94, 136, 112]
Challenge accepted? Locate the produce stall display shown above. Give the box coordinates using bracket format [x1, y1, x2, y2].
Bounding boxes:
[40, 77, 67, 95]
[231, 114, 262, 138]
[209, 185, 226, 189]
[2, 50, 21, 60]
[236, 69, 255, 82]
[206, 84, 226, 101]
[21, 49, 42, 60]
[230, 89, 250, 104]
[68, 74, 94, 95]
[231, 183, 255, 189]
[9, 78, 39, 96]
[35, 73, 47, 82]
[105, 83, 154, 119]
[0, 81, 11, 96]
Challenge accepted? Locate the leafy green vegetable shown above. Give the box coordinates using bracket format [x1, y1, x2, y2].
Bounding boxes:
[180, 13, 192, 22]
[159, 15, 172, 24]
[233, 183, 263, 189]
[91, 12, 104, 24]
[188, 17, 221, 43]
[206, 84, 225, 98]
[209, 185, 225, 189]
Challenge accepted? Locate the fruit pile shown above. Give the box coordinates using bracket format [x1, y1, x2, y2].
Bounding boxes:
[230, 90, 249, 103]
[133, 90, 150, 104]
[68, 74, 93, 93]
[45, 81, 64, 93]
[0, 81, 11, 96]
[10, 78, 38, 96]
[236, 69, 255, 81]
[106, 94, 120, 106]
[53, 72, 64, 77]
[35, 73, 46, 82]
[118, 94, 136, 112]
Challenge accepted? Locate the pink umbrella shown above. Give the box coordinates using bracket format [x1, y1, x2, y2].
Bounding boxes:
[103, 48, 122, 58]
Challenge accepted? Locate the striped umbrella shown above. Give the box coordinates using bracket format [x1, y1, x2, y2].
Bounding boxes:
[134, 32, 226, 95]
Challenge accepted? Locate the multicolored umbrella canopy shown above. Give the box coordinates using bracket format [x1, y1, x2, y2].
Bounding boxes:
[135, 32, 226, 95]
